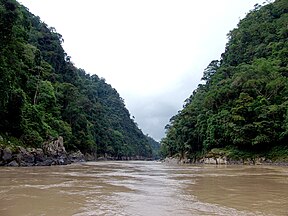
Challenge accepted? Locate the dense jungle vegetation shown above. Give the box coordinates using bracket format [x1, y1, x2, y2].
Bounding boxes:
[161, 0, 288, 161]
[0, 0, 159, 158]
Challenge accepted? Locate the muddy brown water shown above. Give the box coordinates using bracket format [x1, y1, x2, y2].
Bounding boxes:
[0, 161, 287, 216]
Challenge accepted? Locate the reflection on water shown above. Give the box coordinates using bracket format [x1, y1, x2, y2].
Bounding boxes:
[0, 161, 287, 216]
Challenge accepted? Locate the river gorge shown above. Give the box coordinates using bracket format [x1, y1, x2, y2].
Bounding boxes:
[0, 161, 287, 216]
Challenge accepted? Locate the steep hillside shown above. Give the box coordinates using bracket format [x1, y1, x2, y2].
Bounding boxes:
[0, 0, 155, 159]
[161, 0, 288, 162]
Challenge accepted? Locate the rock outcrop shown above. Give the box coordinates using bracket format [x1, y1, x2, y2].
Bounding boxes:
[0, 136, 86, 167]
[42, 136, 69, 165]
[69, 150, 85, 163]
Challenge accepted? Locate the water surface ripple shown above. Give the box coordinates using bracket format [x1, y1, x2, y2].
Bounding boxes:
[0, 161, 287, 215]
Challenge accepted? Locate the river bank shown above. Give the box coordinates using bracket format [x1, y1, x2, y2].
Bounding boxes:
[163, 154, 288, 166]
[163, 157, 288, 167]
[0, 136, 154, 167]
[1, 135, 286, 167]
[163, 147, 288, 166]
[0, 136, 86, 167]
[163, 145, 288, 166]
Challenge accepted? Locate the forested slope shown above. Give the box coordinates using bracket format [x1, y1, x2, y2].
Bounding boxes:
[0, 0, 155, 159]
[161, 0, 288, 161]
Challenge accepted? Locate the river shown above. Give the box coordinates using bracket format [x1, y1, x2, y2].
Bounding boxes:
[0, 161, 287, 216]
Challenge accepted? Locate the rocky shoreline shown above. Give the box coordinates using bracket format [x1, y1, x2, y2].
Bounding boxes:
[0, 136, 154, 167]
[4, 136, 286, 167]
[0, 136, 86, 167]
[163, 156, 288, 166]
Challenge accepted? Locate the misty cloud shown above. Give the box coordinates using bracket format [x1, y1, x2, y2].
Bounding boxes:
[125, 72, 202, 141]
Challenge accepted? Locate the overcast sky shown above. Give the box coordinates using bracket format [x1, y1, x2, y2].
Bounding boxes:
[19, 0, 263, 141]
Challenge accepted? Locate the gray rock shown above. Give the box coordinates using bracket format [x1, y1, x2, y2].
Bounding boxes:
[0, 136, 80, 167]
[2, 147, 12, 161]
[35, 158, 53, 166]
[57, 157, 70, 165]
[85, 153, 97, 161]
[42, 136, 66, 157]
[7, 160, 18, 167]
[16, 146, 35, 166]
[40, 136, 71, 166]
[68, 150, 85, 163]
[33, 148, 45, 163]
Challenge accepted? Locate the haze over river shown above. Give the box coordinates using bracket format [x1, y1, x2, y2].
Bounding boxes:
[0, 161, 287, 216]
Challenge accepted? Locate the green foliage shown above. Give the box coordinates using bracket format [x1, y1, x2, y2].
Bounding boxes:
[161, 0, 288, 160]
[267, 145, 288, 161]
[0, 0, 152, 158]
[145, 135, 161, 159]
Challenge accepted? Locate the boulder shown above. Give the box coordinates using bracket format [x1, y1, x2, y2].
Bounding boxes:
[0, 136, 82, 166]
[217, 157, 227, 164]
[7, 160, 19, 167]
[2, 147, 12, 161]
[16, 146, 35, 166]
[35, 158, 54, 166]
[85, 153, 97, 161]
[68, 150, 85, 163]
[204, 157, 217, 164]
[163, 157, 181, 164]
[41, 136, 71, 165]
[34, 148, 45, 163]
[42, 136, 66, 157]
[204, 157, 227, 165]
